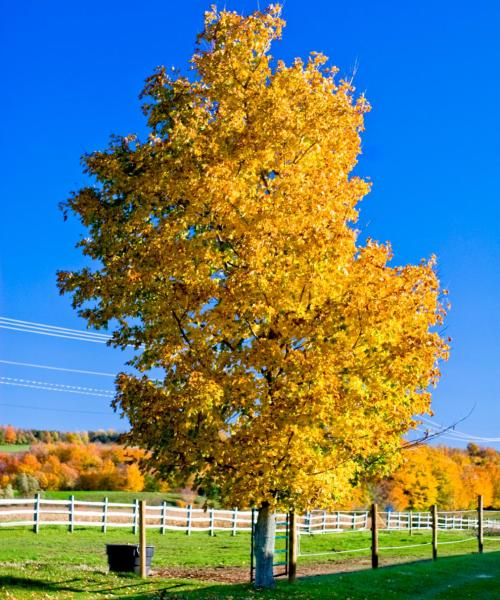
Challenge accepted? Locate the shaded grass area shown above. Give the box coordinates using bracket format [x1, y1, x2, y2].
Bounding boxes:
[0, 528, 499, 598]
[0, 553, 498, 599]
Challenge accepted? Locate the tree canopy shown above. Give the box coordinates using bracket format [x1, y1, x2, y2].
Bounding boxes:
[59, 5, 448, 514]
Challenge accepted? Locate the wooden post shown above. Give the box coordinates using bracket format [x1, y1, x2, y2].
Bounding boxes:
[68, 495, 75, 533]
[478, 495, 484, 554]
[231, 508, 238, 536]
[132, 499, 139, 534]
[139, 500, 147, 578]
[322, 510, 327, 533]
[431, 504, 438, 560]
[288, 511, 297, 584]
[209, 507, 215, 536]
[160, 500, 167, 535]
[250, 508, 255, 583]
[186, 504, 192, 535]
[409, 511, 413, 536]
[33, 493, 41, 533]
[101, 497, 108, 533]
[307, 511, 312, 534]
[371, 503, 378, 569]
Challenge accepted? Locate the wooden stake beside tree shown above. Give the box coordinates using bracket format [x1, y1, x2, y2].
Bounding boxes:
[371, 503, 379, 569]
[478, 494, 484, 554]
[139, 500, 147, 578]
[431, 504, 438, 560]
[59, 4, 449, 589]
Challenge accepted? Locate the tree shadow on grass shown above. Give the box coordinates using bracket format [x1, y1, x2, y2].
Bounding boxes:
[0, 574, 189, 597]
[1, 553, 499, 599]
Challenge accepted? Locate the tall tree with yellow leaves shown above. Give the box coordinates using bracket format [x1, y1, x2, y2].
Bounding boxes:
[59, 5, 448, 587]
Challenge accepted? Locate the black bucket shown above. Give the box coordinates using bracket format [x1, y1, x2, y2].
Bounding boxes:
[106, 544, 155, 575]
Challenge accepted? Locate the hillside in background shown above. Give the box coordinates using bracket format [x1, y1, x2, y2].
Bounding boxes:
[0, 426, 498, 510]
[0, 425, 121, 445]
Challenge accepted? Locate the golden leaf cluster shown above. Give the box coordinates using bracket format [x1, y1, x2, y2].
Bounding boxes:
[59, 5, 448, 510]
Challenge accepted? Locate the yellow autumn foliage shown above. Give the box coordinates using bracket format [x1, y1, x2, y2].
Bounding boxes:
[59, 5, 448, 511]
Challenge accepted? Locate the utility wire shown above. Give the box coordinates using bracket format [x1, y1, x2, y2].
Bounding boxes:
[0, 376, 114, 394]
[0, 402, 112, 415]
[417, 418, 500, 443]
[0, 359, 115, 378]
[0, 316, 143, 348]
[420, 416, 500, 442]
[0, 316, 110, 339]
[0, 324, 108, 344]
[0, 379, 114, 399]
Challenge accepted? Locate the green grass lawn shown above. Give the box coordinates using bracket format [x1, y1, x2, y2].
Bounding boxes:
[0, 527, 498, 598]
[0, 444, 30, 454]
[41, 490, 207, 506]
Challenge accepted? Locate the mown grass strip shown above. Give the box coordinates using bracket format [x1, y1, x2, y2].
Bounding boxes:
[0, 552, 498, 599]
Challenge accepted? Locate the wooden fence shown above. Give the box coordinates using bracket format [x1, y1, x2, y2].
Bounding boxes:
[1, 496, 499, 536]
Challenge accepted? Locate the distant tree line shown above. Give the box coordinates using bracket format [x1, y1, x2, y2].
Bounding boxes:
[0, 442, 165, 498]
[0, 425, 122, 445]
[0, 436, 498, 510]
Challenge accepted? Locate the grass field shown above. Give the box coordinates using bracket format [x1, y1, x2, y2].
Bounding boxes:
[0, 444, 30, 454]
[41, 490, 206, 506]
[0, 527, 498, 598]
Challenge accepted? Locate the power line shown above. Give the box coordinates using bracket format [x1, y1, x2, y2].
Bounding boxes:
[0, 317, 110, 340]
[0, 402, 112, 415]
[0, 324, 108, 344]
[0, 316, 143, 348]
[0, 376, 114, 394]
[0, 379, 114, 399]
[418, 417, 500, 443]
[0, 359, 115, 378]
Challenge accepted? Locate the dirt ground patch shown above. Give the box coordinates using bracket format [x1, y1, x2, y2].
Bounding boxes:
[153, 559, 375, 584]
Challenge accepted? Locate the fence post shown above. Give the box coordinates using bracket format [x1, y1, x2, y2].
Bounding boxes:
[186, 504, 192, 535]
[231, 508, 238, 536]
[33, 493, 41, 534]
[409, 511, 413, 536]
[288, 511, 297, 584]
[161, 500, 167, 535]
[336, 511, 340, 530]
[68, 495, 75, 533]
[431, 504, 438, 560]
[307, 511, 312, 534]
[322, 510, 327, 533]
[478, 495, 484, 554]
[250, 508, 256, 583]
[352, 511, 356, 530]
[371, 503, 378, 569]
[132, 499, 139, 535]
[139, 500, 147, 578]
[209, 507, 215, 536]
[102, 497, 108, 533]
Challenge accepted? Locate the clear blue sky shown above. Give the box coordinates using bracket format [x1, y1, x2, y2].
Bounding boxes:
[0, 0, 499, 446]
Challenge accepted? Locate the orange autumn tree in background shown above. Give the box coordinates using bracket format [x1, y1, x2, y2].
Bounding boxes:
[58, 5, 448, 587]
[383, 444, 499, 510]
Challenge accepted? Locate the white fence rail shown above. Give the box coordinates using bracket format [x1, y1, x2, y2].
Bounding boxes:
[0, 497, 499, 535]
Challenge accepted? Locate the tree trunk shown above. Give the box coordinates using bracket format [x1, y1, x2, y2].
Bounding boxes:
[254, 502, 276, 588]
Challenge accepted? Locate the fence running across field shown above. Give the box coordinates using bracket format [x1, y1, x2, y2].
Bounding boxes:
[296, 505, 500, 564]
[0, 497, 499, 539]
